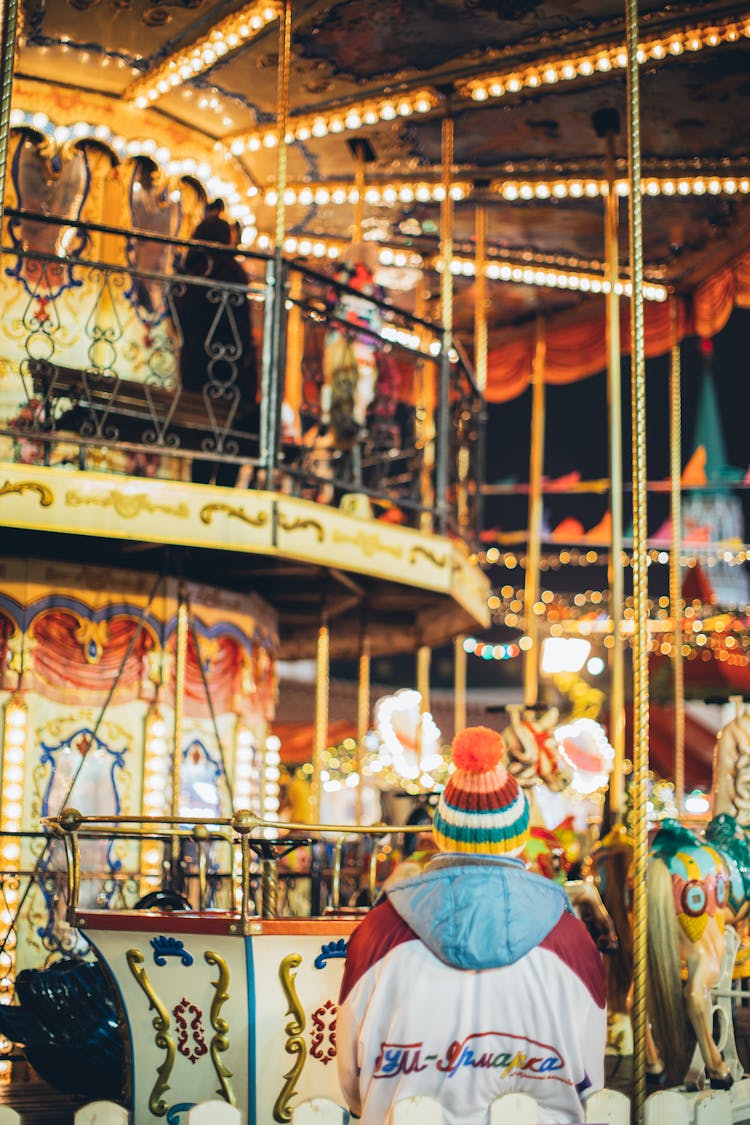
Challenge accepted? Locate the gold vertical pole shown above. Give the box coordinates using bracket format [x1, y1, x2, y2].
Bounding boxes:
[171, 591, 189, 818]
[312, 612, 329, 824]
[0, 0, 19, 221]
[524, 318, 546, 708]
[273, 0, 292, 252]
[417, 645, 431, 715]
[626, 0, 649, 1119]
[454, 636, 467, 736]
[356, 624, 370, 824]
[604, 131, 626, 823]
[417, 279, 436, 533]
[353, 142, 365, 244]
[474, 201, 488, 396]
[669, 300, 685, 812]
[284, 269, 304, 421]
[434, 96, 455, 535]
[440, 105, 454, 351]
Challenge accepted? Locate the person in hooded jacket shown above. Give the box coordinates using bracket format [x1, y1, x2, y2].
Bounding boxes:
[337, 725, 606, 1125]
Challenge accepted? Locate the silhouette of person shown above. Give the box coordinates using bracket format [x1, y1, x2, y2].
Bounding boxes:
[175, 216, 258, 485]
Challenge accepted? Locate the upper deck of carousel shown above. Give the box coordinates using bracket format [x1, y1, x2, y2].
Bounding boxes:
[2, 0, 750, 658]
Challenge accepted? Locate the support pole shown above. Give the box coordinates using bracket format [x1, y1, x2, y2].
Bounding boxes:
[352, 142, 365, 244]
[171, 590, 189, 818]
[0, 0, 19, 221]
[474, 200, 488, 396]
[435, 95, 454, 535]
[273, 0, 292, 255]
[263, 0, 292, 482]
[284, 269, 304, 426]
[454, 636, 467, 736]
[669, 300, 685, 812]
[625, 1, 650, 1120]
[523, 318, 546, 709]
[473, 197, 489, 542]
[416, 281, 437, 534]
[604, 124, 626, 824]
[312, 609, 329, 824]
[356, 621, 370, 824]
[417, 645, 431, 716]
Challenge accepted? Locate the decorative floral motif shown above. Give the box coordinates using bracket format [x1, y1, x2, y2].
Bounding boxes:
[173, 997, 208, 1064]
[151, 935, 194, 967]
[310, 1000, 337, 1066]
[314, 938, 347, 970]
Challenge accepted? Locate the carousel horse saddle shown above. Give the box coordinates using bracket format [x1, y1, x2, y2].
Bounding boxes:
[0, 958, 124, 1099]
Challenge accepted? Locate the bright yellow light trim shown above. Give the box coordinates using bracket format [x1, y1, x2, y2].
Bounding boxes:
[233, 723, 257, 810]
[224, 89, 439, 156]
[124, 0, 281, 107]
[252, 228, 667, 300]
[262, 179, 472, 206]
[260, 173, 749, 209]
[461, 16, 750, 102]
[492, 176, 750, 200]
[141, 703, 170, 884]
[438, 254, 668, 302]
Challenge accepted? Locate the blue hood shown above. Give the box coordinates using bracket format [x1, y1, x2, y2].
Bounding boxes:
[385, 854, 569, 970]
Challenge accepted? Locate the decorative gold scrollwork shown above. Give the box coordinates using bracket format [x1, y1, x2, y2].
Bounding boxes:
[199, 503, 268, 528]
[277, 514, 325, 542]
[126, 949, 175, 1117]
[409, 544, 448, 569]
[0, 480, 54, 507]
[65, 489, 189, 520]
[205, 950, 236, 1106]
[331, 528, 402, 559]
[273, 953, 307, 1123]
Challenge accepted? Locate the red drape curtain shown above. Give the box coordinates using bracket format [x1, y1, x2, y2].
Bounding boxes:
[484, 247, 750, 403]
[30, 610, 153, 703]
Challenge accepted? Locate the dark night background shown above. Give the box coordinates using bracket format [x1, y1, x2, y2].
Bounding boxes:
[333, 307, 750, 693]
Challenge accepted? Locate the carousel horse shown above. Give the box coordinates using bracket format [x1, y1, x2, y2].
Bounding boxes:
[502, 705, 574, 797]
[523, 825, 619, 954]
[589, 826, 634, 1018]
[646, 814, 750, 1089]
[712, 699, 750, 826]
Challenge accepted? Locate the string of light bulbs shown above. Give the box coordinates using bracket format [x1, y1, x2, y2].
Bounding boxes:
[218, 15, 747, 155]
[461, 17, 750, 102]
[124, 0, 281, 108]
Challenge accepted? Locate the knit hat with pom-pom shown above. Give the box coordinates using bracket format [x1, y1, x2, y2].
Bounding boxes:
[432, 726, 530, 856]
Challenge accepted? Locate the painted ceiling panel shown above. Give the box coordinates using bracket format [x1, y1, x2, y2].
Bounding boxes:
[11, 0, 750, 334]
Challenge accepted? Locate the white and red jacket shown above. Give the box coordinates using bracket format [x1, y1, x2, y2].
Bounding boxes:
[337, 854, 606, 1125]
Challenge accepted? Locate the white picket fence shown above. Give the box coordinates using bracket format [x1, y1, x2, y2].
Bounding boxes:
[2, 1082, 748, 1125]
[0, 1089, 629, 1125]
[290, 1089, 630, 1124]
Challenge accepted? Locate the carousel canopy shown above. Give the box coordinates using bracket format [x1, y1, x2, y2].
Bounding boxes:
[10, 0, 750, 396]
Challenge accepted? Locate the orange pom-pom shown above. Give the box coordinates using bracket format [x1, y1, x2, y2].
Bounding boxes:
[451, 726, 505, 773]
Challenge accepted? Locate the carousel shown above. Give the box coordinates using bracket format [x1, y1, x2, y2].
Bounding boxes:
[1, 0, 750, 1122]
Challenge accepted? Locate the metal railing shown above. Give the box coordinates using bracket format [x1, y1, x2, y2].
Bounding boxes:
[1, 209, 485, 540]
[39, 809, 428, 933]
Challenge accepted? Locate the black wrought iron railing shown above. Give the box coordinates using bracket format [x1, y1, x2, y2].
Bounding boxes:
[0, 209, 485, 539]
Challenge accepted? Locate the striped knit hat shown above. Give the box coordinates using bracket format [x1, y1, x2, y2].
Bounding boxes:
[433, 726, 530, 856]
